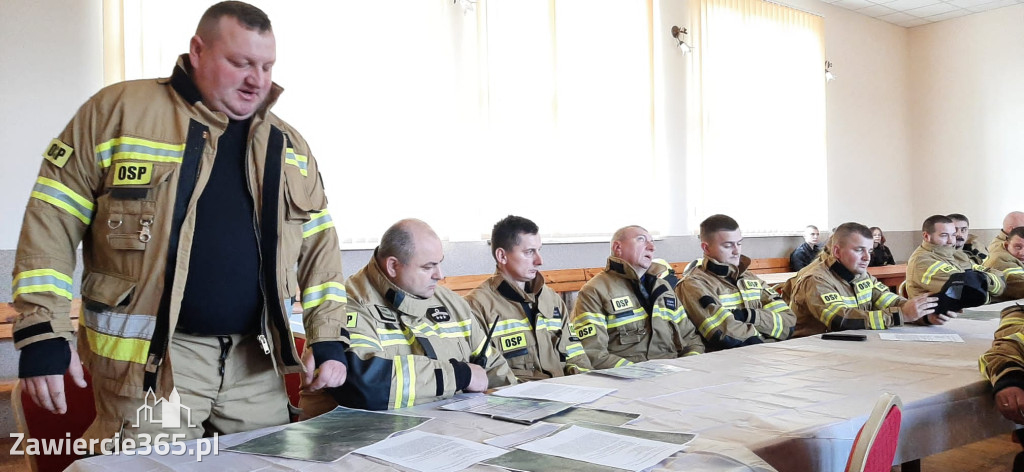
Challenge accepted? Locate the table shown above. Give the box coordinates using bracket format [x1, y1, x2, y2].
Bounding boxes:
[71, 317, 1010, 472]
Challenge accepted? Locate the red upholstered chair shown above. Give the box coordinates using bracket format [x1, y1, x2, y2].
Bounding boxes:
[845, 392, 903, 472]
[284, 335, 306, 421]
[12, 371, 96, 472]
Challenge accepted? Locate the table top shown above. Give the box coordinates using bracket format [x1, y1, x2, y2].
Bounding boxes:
[76, 312, 1011, 472]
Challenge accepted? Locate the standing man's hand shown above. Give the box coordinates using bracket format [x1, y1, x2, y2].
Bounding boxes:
[996, 386, 1024, 424]
[24, 346, 86, 414]
[301, 347, 347, 391]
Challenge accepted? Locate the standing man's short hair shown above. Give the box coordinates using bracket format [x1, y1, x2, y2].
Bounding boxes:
[923, 215, 954, 233]
[490, 215, 539, 260]
[197, 1, 272, 36]
[699, 214, 739, 242]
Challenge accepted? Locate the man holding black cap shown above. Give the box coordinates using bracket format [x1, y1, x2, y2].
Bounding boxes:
[906, 215, 1005, 303]
[786, 222, 942, 338]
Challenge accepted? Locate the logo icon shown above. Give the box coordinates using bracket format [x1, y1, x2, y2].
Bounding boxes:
[134, 388, 196, 429]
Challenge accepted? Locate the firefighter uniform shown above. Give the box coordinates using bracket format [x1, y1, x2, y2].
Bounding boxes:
[329, 256, 516, 410]
[676, 256, 796, 351]
[979, 305, 1024, 397]
[787, 254, 908, 338]
[465, 272, 592, 381]
[989, 231, 1011, 263]
[11, 56, 347, 440]
[962, 234, 988, 265]
[572, 257, 704, 369]
[983, 242, 1024, 301]
[906, 241, 1005, 299]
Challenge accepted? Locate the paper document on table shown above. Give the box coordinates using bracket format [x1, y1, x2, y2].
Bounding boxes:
[588, 363, 690, 380]
[878, 333, 964, 342]
[484, 449, 626, 472]
[226, 406, 432, 462]
[543, 406, 640, 426]
[355, 430, 505, 472]
[517, 425, 684, 471]
[485, 422, 563, 448]
[440, 395, 573, 424]
[492, 382, 615, 404]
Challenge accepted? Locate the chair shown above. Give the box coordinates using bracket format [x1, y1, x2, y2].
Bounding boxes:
[897, 280, 908, 298]
[284, 335, 306, 421]
[845, 392, 903, 472]
[12, 372, 96, 472]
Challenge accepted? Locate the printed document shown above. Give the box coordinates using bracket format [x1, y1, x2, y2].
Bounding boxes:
[440, 395, 573, 423]
[492, 382, 615, 404]
[517, 425, 683, 471]
[878, 333, 964, 342]
[355, 430, 505, 472]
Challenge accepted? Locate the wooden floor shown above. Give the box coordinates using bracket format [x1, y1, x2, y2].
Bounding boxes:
[0, 434, 1019, 471]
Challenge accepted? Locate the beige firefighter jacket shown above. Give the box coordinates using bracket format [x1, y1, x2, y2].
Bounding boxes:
[12, 56, 346, 401]
[572, 257, 704, 369]
[787, 254, 907, 338]
[906, 241, 1005, 299]
[465, 271, 592, 381]
[676, 255, 796, 350]
[983, 241, 1024, 301]
[335, 256, 516, 410]
[979, 305, 1024, 394]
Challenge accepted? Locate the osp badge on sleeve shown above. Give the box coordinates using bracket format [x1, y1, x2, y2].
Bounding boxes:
[42, 139, 73, 168]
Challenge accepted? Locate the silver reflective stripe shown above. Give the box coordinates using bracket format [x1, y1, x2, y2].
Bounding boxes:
[83, 309, 157, 341]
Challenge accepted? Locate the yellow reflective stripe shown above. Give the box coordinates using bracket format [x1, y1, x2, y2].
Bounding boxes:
[378, 328, 414, 347]
[301, 281, 346, 310]
[12, 269, 74, 300]
[876, 292, 900, 309]
[285, 147, 309, 176]
[411, 319, 473, 339]
[682, 350, 701, 356]
[719, 292, 742, 305]
[607, 308, 647, 328]
[699, 306, 731, 337]
[764, 300, 788, 314]
[867, 310, 884, 329]
[921, 261, 947, 285]
[350, 333, 383, 350]
[302, 209, 334, 238]
[565, 341, 586, 359]
[771, 312, 783, 338]
[84, 326, 149, 364]
[94, 137, 185, 168]
[394, 356, 406, 409]
[855, 287, 872, 305]
[493, 319, 532, 337]
[740, 289, 760, 302]
[574, 312, 606, 328]
[987, 271, 1004, 294]
[1007, 332, 1024, 347]
[821, 303, 845, 326]
[614, 358, 633, 367]
[31, 177, 95, 224]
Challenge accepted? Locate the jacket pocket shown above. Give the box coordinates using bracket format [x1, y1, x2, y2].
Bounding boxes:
[283, 166, 326, 223]
[80, 272, 153, 398]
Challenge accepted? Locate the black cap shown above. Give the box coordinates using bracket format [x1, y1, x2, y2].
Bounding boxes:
[933, 270, 988, 315]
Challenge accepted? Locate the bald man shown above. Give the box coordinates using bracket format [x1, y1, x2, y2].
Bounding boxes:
[987, 211, 1024, 274]
[300, 219, 515, 417]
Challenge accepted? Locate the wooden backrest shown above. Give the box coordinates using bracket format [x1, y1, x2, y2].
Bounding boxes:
[746, 257, 791, 274]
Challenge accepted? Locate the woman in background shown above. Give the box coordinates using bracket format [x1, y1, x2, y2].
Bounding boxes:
[869, 226, 896, 266]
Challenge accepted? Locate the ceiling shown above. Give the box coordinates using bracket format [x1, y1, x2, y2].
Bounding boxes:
[817, 0, 1021, 27]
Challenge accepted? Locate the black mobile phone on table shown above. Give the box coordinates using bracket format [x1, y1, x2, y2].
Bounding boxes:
[821, 333, 867, 341]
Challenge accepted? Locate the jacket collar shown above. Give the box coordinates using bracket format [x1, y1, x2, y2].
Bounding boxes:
[168, 54, 284, 124]
[490, 269, 544, 303]
[701, 255, 751, 279]
[365, 250, 438, 320]
[824, 253, 858, 283]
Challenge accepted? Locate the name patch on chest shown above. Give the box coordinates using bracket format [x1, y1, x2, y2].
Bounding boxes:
[427, 306, 451, 323]
[375, 305, 397, 322]
[856, 280, 873, 292]
[112, 162, 153, 185]
[500, 332, 528, 351]
[611, 296, 634, 311]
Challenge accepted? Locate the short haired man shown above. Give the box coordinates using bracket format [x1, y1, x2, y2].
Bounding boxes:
[464, 216, 592, 381]
[948, 213, 986, 265]
[11, 2, 347, 441]
[676, 215, 796, 350]
[789, 225, 821, 271]
[983, 226, 1024, 301]
[306, 219, 515, 415]
[572, 226, 704, 369]
[787, 223, 943, 338]
[906, 215, 1005, 301]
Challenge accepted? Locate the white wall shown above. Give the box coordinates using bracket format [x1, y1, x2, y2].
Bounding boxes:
[0, 0, 104, 249]
[907, 4, 1024, 231]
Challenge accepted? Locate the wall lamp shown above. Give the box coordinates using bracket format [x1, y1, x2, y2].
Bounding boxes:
[825, 60, 836, 82]
[671, 26, 692, 55]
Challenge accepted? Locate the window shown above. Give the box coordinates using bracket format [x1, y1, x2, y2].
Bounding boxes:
[688, 0, 827, 234]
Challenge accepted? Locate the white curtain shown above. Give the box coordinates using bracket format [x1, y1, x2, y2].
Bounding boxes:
[689, 0, 827, 235]
[106, 0, 662, 245]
